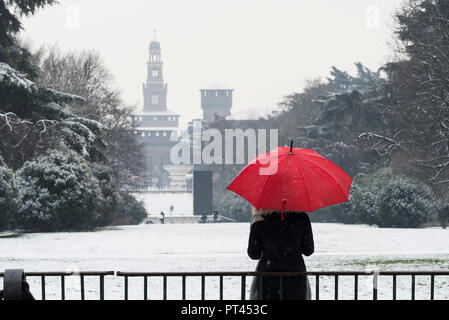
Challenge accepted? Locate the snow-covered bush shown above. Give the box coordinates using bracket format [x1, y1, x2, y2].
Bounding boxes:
[437, 199, 449, 229]
[17, 150, 102, 232]
[351, 168, 393, 225]
[90, 163, 121, 227]
[351, 169, 435, 228]
[351, 187, 379, 225]
[377, 176, 435, 228]
[0, 156, 18, 230]
[118, 192, 147, 225]
[311, 201, 355, 223]
[217, 191, 252, 222]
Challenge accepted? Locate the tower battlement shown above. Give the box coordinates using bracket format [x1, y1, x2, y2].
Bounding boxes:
[200, 84, 233, 122]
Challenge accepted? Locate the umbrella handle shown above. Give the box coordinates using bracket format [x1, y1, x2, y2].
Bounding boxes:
[281, 199, 287, 221]
[289, 141, 293, 155]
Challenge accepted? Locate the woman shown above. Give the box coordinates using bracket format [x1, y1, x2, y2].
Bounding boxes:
[248, 207, 314, 300]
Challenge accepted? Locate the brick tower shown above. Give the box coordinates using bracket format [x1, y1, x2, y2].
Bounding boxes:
[132, 36, 181, 188]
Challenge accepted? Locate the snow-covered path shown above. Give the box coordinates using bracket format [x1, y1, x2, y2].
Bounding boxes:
[1, 223, 448, 300]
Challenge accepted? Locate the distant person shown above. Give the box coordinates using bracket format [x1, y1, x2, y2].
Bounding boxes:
[213, 210, 218, 223]
[160, 211, 165, 224]
[170, 205, 174, 214]
[248, 207, 314, 300]
[201, 212, 207, 223]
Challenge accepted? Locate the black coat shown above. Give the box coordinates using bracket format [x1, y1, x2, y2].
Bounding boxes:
[247, 212, 314, 300]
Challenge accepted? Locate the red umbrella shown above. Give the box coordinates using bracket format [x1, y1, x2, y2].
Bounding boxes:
[226, 142, 353, 219]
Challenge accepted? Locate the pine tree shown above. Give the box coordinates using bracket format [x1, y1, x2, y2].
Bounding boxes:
[0, 62, 105, 169]
[0, 0, 57, 78]
[387, 0, 449, 188]
[0, 155, 18, 230]
[288, 63, 397, 177]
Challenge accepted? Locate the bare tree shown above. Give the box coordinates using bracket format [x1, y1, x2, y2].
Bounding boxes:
[33, 45, 146, 189]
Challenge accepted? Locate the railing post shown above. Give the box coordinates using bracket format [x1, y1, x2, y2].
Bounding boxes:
[411, 275, 415, 300]
[334, 275, 338, 300]
[182, 276, 186, 300]
[99, 275, 105, 300]
[354, 275, 358, 300]
[41, 276, 46, 301]
[219, 276, 223, 300]
[241, 275, 246, 300]
[201, 275, 205, 300]
[315, 275, 319, 300]
[163, 276, 167, 300]
[144, 276, 148, 300]
[393, 275, 397, 300]
[373, 272, 378, 301]
[124, 276, 128, 300]
[80, 275, 85, 300]
[430, 275, 435, 300]
[61, 275, 65, 300]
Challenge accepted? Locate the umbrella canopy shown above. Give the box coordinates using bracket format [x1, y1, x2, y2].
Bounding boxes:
[226, 144, 353, 215]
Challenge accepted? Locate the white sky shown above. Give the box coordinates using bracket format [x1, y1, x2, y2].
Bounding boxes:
[21, 0, 405, 128]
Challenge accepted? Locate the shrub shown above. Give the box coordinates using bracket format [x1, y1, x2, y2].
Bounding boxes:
[91, 163, 121, 227]
[377, 176, 434, 228]
[118, 192, 147, 225]
[437, 199, 449, 229]
[311, 202, 355, 223]
[351, 186, 379, 225]
[0, 156, 18, 230]
[217, 191, 252, 222]
[351, 168, 393, 225]
[17, 150, 102, 232]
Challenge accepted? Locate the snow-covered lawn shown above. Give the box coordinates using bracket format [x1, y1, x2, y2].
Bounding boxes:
[1, 223, 448, 300]
[133, 192, 193, 216]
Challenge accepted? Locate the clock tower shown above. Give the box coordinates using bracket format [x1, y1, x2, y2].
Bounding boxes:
[132, 36, 185, 189]
[143, 39, 168, 111]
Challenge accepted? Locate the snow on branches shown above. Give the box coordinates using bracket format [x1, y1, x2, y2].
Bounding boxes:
[0, 62, 104, 168]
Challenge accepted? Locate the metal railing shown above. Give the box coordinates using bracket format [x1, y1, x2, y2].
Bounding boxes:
[0, 271, 114, 300]
[115, 271, 449, 301]
[1, 270, 448, 300]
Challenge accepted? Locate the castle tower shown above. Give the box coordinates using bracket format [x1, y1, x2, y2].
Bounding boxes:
[132, 37, 183, 188]
[143, 39, 168, 111]
[200, 84, 233, 122]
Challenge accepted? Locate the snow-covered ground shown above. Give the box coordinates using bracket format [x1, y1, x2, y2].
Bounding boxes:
[133, 192, 193, 216]
[1, 223, 448, 300]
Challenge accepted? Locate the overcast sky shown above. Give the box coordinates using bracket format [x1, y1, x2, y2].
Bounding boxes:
[21, 0, 405, 128]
